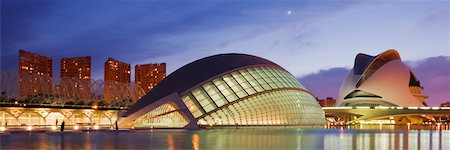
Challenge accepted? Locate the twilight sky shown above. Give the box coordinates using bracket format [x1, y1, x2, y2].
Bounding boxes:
[1, 0, 449, 105]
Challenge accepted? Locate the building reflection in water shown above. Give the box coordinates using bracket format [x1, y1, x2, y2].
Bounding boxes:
[167, 134, 174, 150]
[192, 134, 200, 150]
[324, 129, 450, 150]
[1, 128, 450, 149]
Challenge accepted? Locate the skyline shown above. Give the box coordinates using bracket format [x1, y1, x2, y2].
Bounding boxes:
[1, 0, 449, 105]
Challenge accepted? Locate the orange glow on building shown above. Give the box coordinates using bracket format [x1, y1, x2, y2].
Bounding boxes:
[104, 58, 131, 101]
[59, 56, 92, 100]
[135, 63, 166, 93]
[317, 97, 336, 107]
[60, 56, 91, 80]
[18, 50, 53, 99]
[104, 58, 130, 83]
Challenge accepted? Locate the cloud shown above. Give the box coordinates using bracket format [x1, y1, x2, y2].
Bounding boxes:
[0, 1, 59, 69]
[298, 67, 349, 99]
[417, 7, 450, 27]
[0, 1, 253, 78]
[409, 56, 450, 106]
[2, 0, 447, 83]
[298, 56, 450, 106]
[2, 1, 345, 80]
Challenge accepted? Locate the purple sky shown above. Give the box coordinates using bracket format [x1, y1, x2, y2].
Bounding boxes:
[1, 0, 449, 105]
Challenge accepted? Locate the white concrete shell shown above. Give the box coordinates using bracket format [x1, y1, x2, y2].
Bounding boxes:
[337, 50, 425, 107]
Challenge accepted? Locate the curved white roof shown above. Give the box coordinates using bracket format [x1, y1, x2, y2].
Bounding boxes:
[337, 50, 425, 107]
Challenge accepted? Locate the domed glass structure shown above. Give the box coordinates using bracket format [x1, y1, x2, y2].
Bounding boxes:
[118, 54, 325, 129]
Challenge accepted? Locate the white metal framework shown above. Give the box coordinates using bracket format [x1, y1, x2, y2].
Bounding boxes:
[0, 107, 118, 127]
[0, 71, 146, 107]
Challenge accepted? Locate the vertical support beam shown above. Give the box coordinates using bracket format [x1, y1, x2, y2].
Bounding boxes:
[28, 112, 31, 125]
[44, 115, 48, 126]
[72, 113, 75, 125]
[2, 112, 5, 125]
[167, 94, 198, 129]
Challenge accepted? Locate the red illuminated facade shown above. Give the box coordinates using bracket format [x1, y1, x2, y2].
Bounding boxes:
[60, 56, 91, 80]
[104, 58, 130, 84]
[135, 63, 166, 93]
[104, 58, 131, 101]
[317, 97, 336, 107]
[18, 50, 53, 99]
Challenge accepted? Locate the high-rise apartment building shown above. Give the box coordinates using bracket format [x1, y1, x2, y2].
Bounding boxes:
[104, 58, 131, 101]
[59, 56, 92, 100]
[60, 56, 91, 80]
[18, 50, 53, 99]
[135, 63, 166, 93]
[104, 58, 130, 83]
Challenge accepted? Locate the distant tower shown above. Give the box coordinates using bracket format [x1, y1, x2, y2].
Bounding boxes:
[135, 63, 166, 93]
[104, 58, 130, 83]
[60, 56, 91, 80]
[59, 56, 92, 100]
[317, 97, 336, 107]
[104, 58, 131, 102]
[18, 50, 53, 99]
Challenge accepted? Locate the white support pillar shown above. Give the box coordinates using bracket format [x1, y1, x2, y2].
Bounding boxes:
[28, 112, 31, 125]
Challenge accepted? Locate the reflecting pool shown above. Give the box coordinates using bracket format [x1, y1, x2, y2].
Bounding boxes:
[1, 127, 450, 149]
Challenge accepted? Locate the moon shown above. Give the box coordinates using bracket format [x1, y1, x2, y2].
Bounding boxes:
[287, 10, 292, 15]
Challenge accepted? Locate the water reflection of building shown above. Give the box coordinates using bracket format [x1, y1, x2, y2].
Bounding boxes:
[104, 58, 131, 102]
[18, 50, 53, 99]
[135, 63, 166, 93]
[323, 127, 450, 149]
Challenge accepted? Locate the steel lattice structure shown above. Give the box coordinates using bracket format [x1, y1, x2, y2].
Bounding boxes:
[0, 71, 146, 107]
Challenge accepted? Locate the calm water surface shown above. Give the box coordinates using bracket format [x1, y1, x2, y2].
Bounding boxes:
[1, 126, 450, 150]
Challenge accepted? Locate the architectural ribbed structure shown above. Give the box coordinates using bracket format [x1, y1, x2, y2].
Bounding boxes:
[118, 54, 325, 129]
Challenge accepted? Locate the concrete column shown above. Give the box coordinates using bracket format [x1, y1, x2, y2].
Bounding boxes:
[2, 112, 5, 125]
[28, 112, 31, 125]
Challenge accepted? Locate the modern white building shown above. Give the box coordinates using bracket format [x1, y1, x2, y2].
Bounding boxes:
[117, 54, 325, 129]
[337, 50, 428, 107]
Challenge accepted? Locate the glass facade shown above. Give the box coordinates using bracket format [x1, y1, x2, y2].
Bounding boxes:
[181, 66, 325, 126]
[131, 103, 188, 128]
